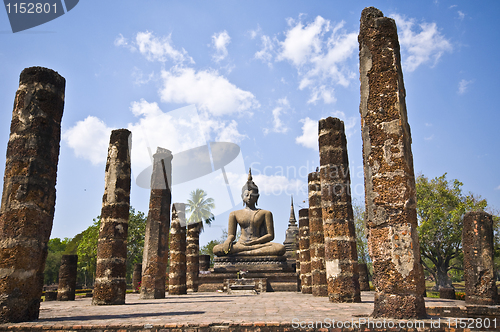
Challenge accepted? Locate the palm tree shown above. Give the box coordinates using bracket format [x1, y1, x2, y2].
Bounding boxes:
[186, 189, 215, 228]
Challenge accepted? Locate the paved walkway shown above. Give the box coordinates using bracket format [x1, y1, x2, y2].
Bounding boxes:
[0, 292, 479, 329]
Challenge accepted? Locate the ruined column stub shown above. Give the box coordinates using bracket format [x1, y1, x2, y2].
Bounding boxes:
[132, 264, 142, 293]
[169, 203, 187, 295]
[298, 208, 312, 294]
[199, 255, 210, 271]
[0, 67, 65, 323]
[141, 147, 172, 299]
[358, 263, 370, 291]
[186, 222, 201, 292]
[358, 7, 426, 318]
[92, 129, 131, 305]
[308, 171, 327, 297]
[319, 117, 361, 303]
[463, 211, 498, 305]
[57, 255, 78, 301]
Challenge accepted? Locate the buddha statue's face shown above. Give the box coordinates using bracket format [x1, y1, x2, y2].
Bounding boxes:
[242, 189, 259, 206]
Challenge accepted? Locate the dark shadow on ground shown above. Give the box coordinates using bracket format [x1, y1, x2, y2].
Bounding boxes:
[39, 311, 206, 322]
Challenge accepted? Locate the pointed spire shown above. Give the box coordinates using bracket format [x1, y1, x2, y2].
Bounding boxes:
[289, 195, 297, 225]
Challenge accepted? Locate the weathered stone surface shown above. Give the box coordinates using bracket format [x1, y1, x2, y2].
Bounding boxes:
[439, 287, 456, 300]
[0, 67, 65, 323]
[140, 148, 172, 299]
[186, 222, 201, 292]
[199, 255, 210, 271]
[319, 117, 361, 303]
[358, 263, 370, 291]
[463, 211, 498, 305]
[298, 208, 311, 294]
[132, 263, 142, 293]
[92, 129, 131, 305]
[308, 171, 327, 297]
[169, 203, 187, 295]
[57, 255, 78, 301]
[358, 7, 426, 318]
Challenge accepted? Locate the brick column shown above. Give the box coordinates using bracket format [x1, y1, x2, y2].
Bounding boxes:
[308, 171, 327, 296]
[358, 7, 426, 318]
[186, 223, 201, 292]
[132, 264, 142, 293]
[319, 117, 360, 303]
[169, 203, 187, 295]
[358, 263, 370, 291]
[141, 147, 172, 299]
[57, 255, 78, 301]
[92, 129, 131, 305]
[298, 208, 311, 294]
[199, 255, 210, 271]
[0, 67, 65, 323]
[463, 211, 498, 305]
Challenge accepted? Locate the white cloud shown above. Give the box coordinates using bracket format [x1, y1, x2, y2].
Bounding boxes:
[212, 31, 231, 62]
[308, 85, 336, 104]
[424, 134, 435, 141]
[392, 14, 452, 72]
[458, 79, 473, 95]
[425, 123, 433, 127]
[159, 67, 259, 116]
[264, 98, 290, 135]
[255, 35, 275, 67]
[132, 67, 154, 85]
[457, 11, 465, 20]
[253, 174, 306, 196]
[116, 31, 193, 64]
[295, 117, 317, 150]
[495, 185, 500, 191]
[62, 116, 113, 165]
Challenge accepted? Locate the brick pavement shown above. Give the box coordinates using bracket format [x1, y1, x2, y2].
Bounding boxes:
[0, 292, 498, 331]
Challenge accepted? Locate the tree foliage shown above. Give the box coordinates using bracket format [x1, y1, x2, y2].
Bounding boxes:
[44, 238, 70, 285]
[416, 173, 488, 289]
[186, 189, 215, 228]
[353, 200, 370, 265]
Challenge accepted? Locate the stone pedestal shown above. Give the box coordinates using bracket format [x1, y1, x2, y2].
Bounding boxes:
[463, 211, 498, 305]
[439, 287, 456, 300]
[199, 255, 211, 271]
[93, 129, 131, 305]
[0, 67, 65, 323]
[213, 256, 288, 272]
[57, 255, 78, 301]
[358, 7, 426, 318]
[141, 148, 172, 299]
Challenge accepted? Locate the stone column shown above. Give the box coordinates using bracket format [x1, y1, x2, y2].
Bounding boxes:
[308, 171, 327, 297]
[319, 117, 361, 303]
[358, 7, 426, 318]
[57, 255, 78, 301]
[463, 211, 498, 305]
[199, 255, 210, 271]
[141, 148, 172, 299]
[132, 264, 142, 293]
[169, 203, 187, 295]
[92, 129, 131, 305]
[186, 223, 201, 292]
[358, 263, 370, 291]
[298, 208, 312, 294]
[0, 67, 65, 323]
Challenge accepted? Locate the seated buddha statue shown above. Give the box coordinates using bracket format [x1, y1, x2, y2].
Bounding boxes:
[213, 169, 286, 257]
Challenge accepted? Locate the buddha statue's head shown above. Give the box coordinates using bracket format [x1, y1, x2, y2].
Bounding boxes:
[241, 168, 259, 206]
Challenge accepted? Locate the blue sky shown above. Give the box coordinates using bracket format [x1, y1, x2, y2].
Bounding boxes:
[1, 1, 499, 247]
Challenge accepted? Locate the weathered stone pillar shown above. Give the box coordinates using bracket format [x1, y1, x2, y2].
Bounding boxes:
[169, 203, 187, 295]
[141, 147, 172, 299]
[358, 7, 426, 318]
[186, 222, 201, 292]
[319, 117, 361, 303]
[0, 67, 65, 323]
[199, 255, 210, 271]
[57, 255, 78, 301]
[298, 208, 312, 294]
[92, 129, 131, 305]
[132, 264, 142, 293]
[358, 263, 370, 291]
[463, 211, 498, 305]
[308, 171, 327, 297]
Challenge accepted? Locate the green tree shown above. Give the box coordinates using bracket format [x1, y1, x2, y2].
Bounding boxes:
[200, 239, 222, 267]
[126, 208, 147, 282]
[416, 173, 488, 290]
[353, 200, 370, 265]
[44, 238, 70, 285]
[186, 189, 215, 227]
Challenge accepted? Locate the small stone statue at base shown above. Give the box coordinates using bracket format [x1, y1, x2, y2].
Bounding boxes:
[213, 169, 286, 257]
